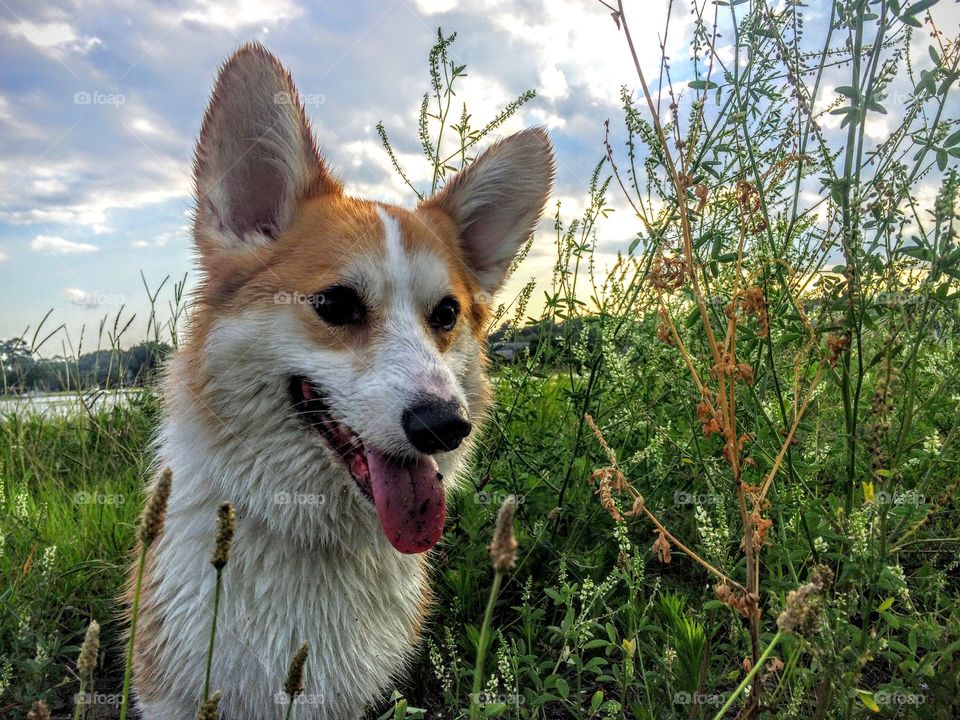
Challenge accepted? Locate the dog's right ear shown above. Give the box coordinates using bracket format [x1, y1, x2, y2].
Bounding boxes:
[193, 42, 340, 257]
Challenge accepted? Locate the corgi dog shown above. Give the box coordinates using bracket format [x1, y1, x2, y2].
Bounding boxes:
[130, 43, 553, 719]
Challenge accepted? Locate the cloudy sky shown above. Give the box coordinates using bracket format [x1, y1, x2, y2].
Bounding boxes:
[0, 0, 957, 352]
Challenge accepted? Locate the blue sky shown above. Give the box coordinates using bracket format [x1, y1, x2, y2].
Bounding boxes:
[0, 0, 957, 353]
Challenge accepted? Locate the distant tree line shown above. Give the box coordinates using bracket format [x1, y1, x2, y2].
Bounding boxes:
[1, 318, 609, 394]
[488, 317, 605, 365]
[0, 338, 172, 394]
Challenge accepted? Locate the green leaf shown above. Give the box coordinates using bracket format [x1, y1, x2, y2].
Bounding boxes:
[903, 0, 939, 17]
[945, 129, 960, 147]
[900, 245, 931, 261]
[835, 85, 859, 100]
[590, 690, 604, 713]
[857, 690, 881, 712]
[929, 45, 941, 66]
[878, 597, 895, 612]
[937, 149, 948, 171]
[688, 79, 719, 90]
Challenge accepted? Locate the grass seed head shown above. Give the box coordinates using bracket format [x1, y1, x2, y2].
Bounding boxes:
[489, 495, 518, 573]
[139, 468, 172, 546]
[211, 502, 236, 570]
[197, 690, 221, 720]
[78, 619, 100, 676]
[284, 642, 309, 699]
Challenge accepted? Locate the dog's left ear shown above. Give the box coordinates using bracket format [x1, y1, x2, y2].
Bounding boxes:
[422, 128, 554, 294]
[193, 42, 340, 258]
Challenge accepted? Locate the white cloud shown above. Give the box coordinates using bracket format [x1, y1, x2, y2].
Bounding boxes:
[413, 0, 458, 14]
[0, 248, 8, 262]
[131, 229, 181, 249]
[64, 287, 89, 303]
[181, 0, 302, 30]
[483, 0, 691, 106]
[0, 156, 191, 235]
[337, 138, 433, 203]
[0, 95, 41, 139]
[130, 117, 160, 136]
[5, 20, 101, 53]
[31, 178, 68, 194]
[31, 235, 98, 254]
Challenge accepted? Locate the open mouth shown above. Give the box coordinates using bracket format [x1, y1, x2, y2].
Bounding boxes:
[289, 376, 446, 554]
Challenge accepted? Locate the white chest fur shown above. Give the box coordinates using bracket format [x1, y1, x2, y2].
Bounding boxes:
[134, 368, 430, 720]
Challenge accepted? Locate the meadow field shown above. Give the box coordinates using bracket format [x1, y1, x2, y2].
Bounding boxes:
[3, 2, 960, 718]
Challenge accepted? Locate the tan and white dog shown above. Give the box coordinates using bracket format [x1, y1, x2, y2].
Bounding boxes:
[129, 43, 552, 719]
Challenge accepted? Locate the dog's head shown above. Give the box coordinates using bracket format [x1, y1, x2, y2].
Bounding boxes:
[184, 43, 553, 553]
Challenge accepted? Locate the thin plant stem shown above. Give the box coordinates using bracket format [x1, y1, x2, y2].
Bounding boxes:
[119, 546, 147, 720]
[203, 567, 224, 703]
[72, 679, 85, 720]
[710, 629, 784, 720]
[470, 571, 504, 720]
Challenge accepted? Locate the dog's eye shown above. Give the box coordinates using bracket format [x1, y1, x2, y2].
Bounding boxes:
[311, 286, 366, 326]
[429, 296, 459, 332]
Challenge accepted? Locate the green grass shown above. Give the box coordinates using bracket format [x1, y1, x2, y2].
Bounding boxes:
[0, 395, 157, 711]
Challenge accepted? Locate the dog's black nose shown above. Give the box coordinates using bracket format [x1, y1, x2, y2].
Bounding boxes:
[402, 397, 472, 454]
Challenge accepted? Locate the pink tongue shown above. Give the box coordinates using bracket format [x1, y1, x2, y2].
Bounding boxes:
[367, 450, 446, 554]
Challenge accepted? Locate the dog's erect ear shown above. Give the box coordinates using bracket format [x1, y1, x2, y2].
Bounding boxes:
[422, 128, 554, 294]
[193, 42, 340, 255]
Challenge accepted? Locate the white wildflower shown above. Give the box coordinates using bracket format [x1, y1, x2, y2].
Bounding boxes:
[922, 431, 942, 455]
[663, 644, 677, 671]
[39, 545, 57, 576]
[14, 488, 29, 519]
[0, 657, 11, 695]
